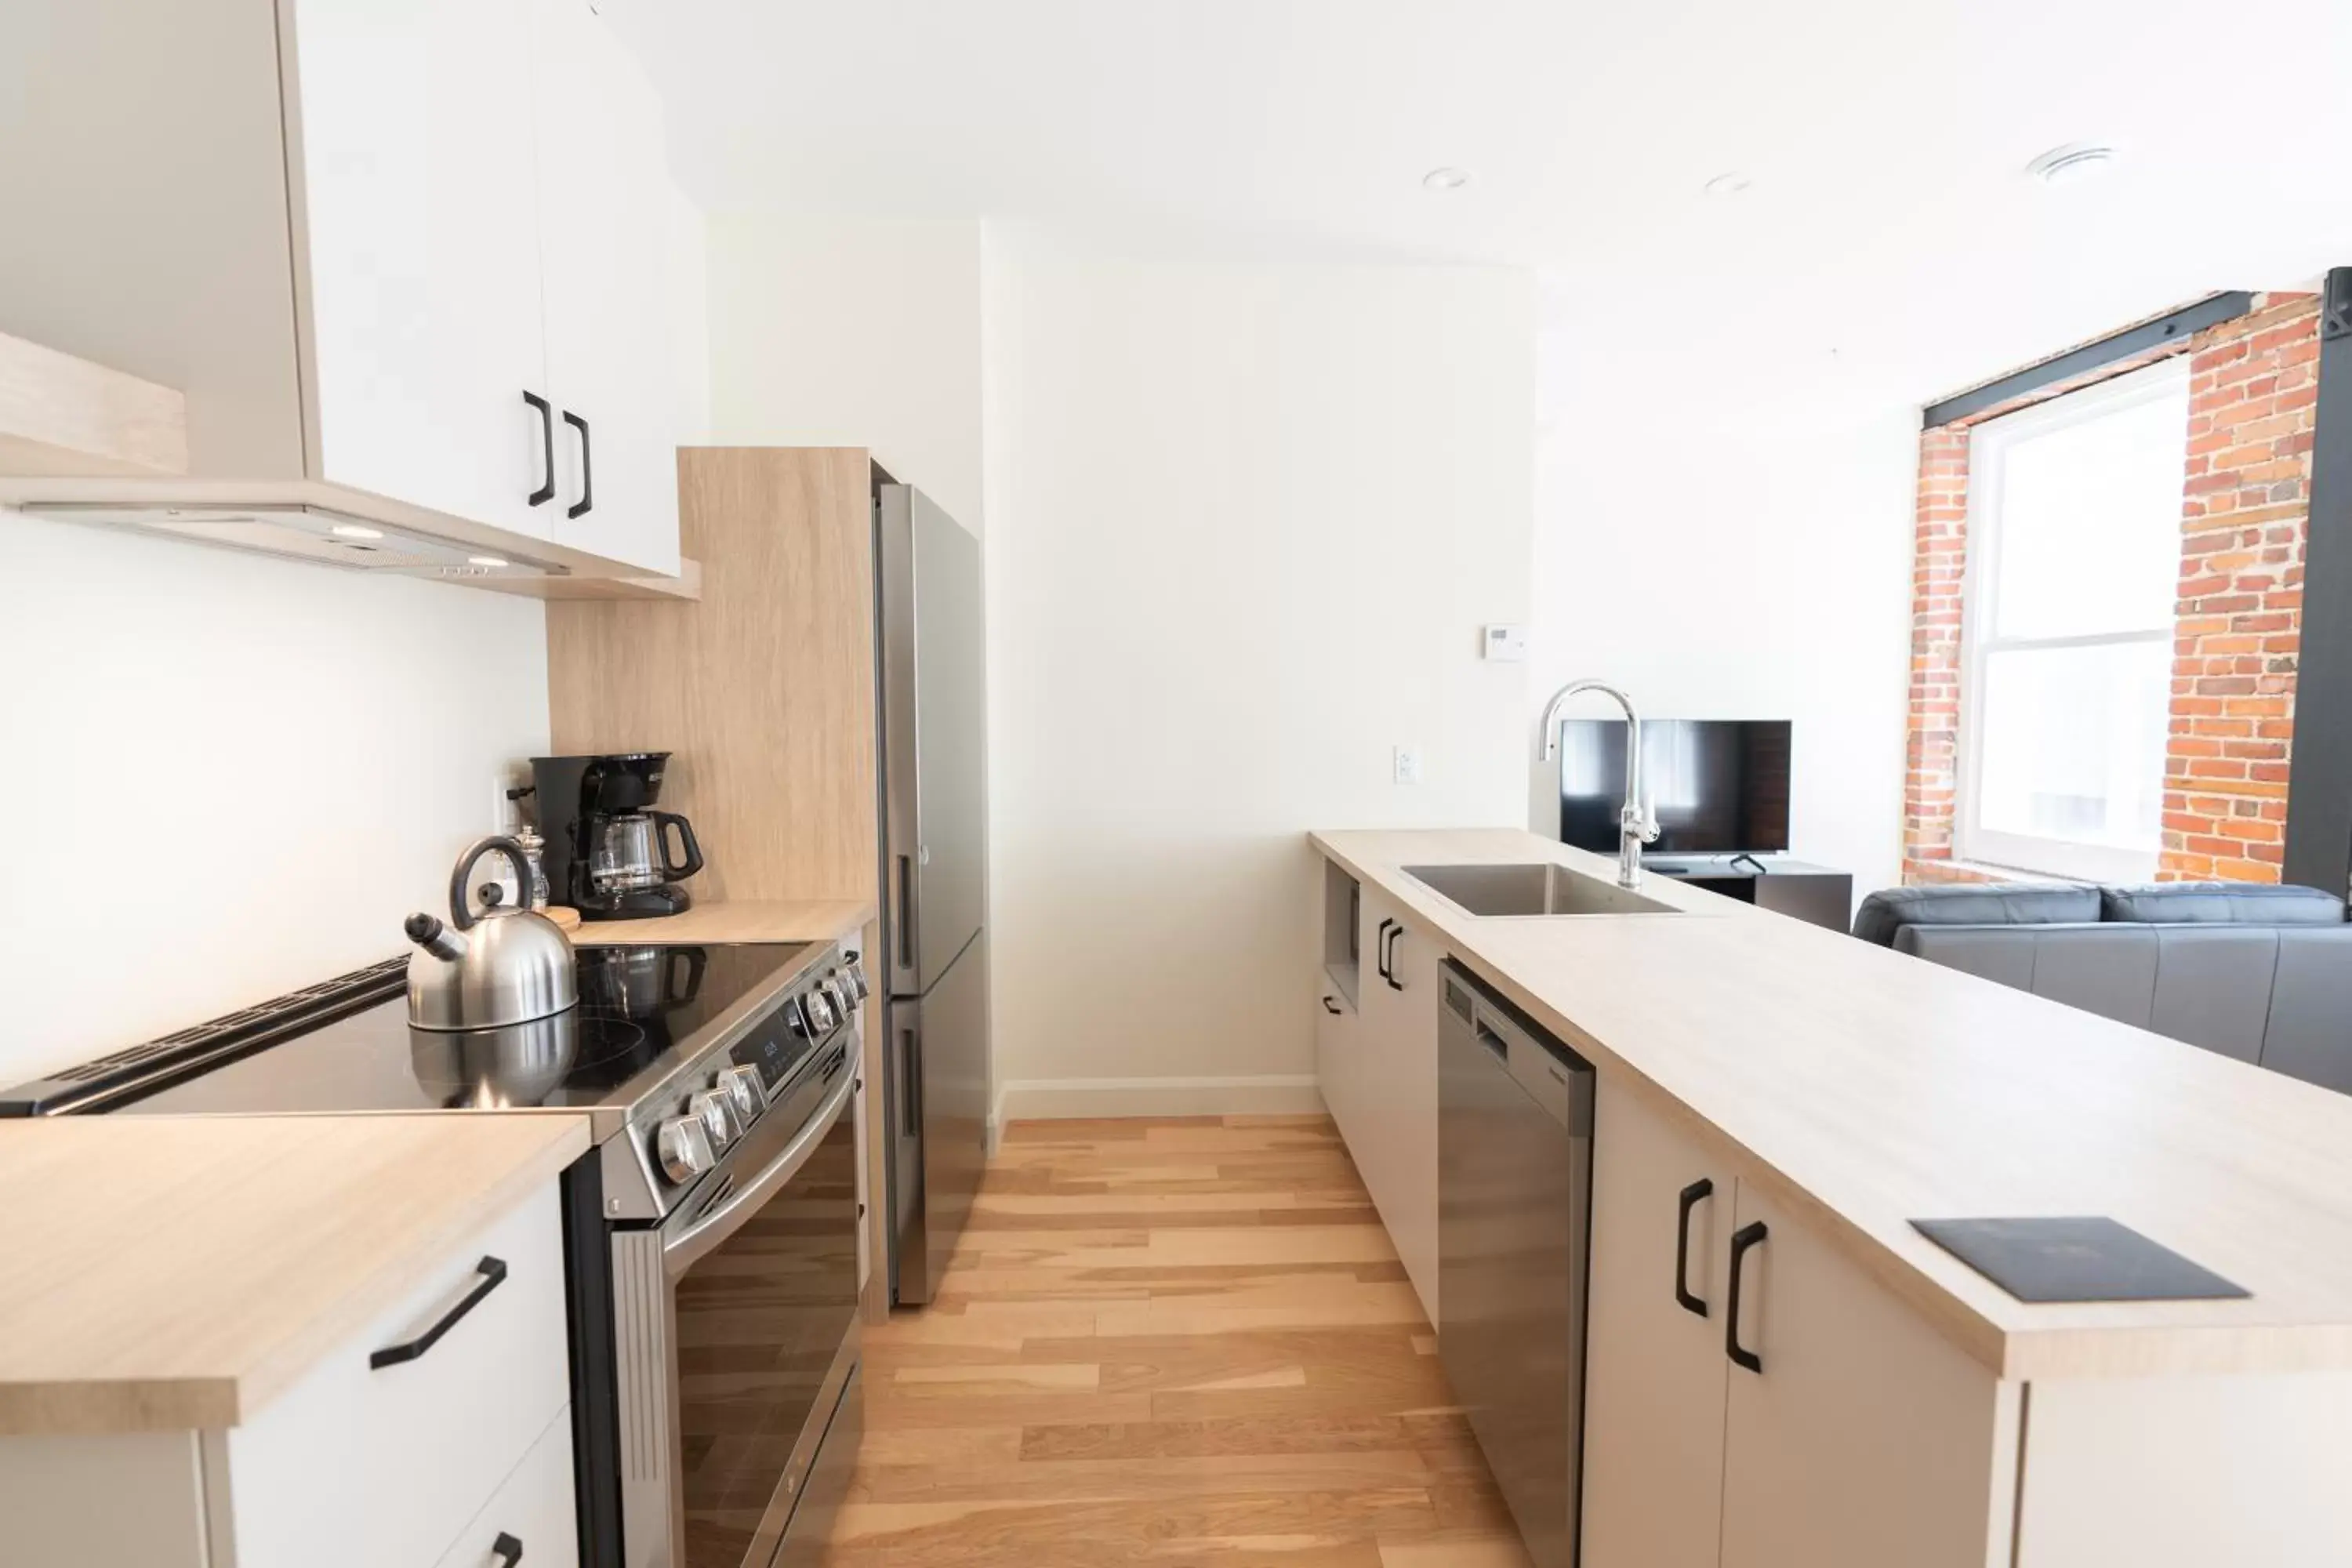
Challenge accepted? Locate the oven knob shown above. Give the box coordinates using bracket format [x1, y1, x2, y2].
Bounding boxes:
[655, 1115, 714, 1184]
[691, 1088, 742, 1150]
[782, 995, 813, 1036]
[803, 988, 837, 1035]
[845, 962, 870, 1001]
[718, 1064, 767, 1123]
[822, 978, 852, 1018]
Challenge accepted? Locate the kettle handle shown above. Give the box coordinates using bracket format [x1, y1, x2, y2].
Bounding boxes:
[450, 835, 535, 931]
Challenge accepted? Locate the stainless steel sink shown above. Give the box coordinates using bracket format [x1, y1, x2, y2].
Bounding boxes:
[1403, 862, 1682, 918]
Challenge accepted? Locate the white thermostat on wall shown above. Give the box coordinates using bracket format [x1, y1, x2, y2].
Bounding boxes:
[1483, 624, 1528, 662]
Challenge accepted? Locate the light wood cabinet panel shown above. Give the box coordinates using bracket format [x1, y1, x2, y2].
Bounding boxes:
[286, 0, 553, 541]
[1717, 1180, 2017, 1568]
[1580, 1079, 1735, 1568]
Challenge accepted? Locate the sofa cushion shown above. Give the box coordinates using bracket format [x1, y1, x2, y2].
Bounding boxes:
[2100, 883, 2347, 925]
[1852, 884, 2103, 946]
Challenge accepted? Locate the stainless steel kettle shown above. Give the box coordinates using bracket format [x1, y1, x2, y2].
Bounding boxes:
[404, 836, 579, 1031]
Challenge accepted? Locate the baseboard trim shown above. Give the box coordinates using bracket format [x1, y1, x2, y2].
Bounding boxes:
[996, 1074, 1326, 1124]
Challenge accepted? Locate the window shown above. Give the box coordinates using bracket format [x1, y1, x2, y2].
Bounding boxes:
[1958, 358, 2189, 882]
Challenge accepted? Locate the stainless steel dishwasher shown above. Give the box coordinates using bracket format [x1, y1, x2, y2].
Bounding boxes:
[1438, 956, 1595, 1568]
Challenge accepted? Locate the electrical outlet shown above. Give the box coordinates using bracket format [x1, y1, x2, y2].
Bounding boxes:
[1393, 746, 1424, 786]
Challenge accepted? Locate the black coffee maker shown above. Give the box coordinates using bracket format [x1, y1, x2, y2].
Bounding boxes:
[529, 753, 706, 920]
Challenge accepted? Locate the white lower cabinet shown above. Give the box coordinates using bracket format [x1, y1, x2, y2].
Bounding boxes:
[1579, 1081, 1736, 1568]
[0, 1180, 575, 1568]
[1348, 884, 1440, 1323]
[1584, 1077, 2016, 1568]
[1315, 975, 1368, 1162]
[221, 1182, 573, 1568]
[431, 1406, 580, 1568]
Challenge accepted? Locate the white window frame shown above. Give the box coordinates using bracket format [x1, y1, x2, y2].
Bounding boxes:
[1955, 356, 2188, 884]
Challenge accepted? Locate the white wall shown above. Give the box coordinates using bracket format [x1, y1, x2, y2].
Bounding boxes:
[982, 225, 1535, 1111]
[1527, 278, 1920, 899]
[705, 213, 984, 529]
[0, 512, 550, 1083]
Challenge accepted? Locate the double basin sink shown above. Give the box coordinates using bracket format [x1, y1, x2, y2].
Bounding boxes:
[1404, 862, 1682, 919]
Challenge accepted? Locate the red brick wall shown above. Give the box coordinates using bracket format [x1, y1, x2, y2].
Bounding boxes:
[2162, 296, 2321, 880]
[1900, 293, 2321, 887]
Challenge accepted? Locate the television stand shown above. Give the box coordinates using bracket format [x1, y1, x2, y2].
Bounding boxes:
[1645, 853, 1853, 932]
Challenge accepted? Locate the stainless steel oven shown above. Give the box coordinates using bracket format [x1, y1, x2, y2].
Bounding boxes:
[611, 1029, 863, 1568]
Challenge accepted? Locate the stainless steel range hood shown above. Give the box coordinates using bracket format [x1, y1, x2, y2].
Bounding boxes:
[16, 500, 560, 582]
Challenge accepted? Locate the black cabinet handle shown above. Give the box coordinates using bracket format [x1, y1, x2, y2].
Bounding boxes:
[1726, 1221, 1767, 1374]
[1674, 1178, 1714, 1317]
[1321, 996, 1341, 1015]
[563, 410, 593, 518]
[523, 392, 555, 506]
[1374, 919, 1395, 982]
[1384, 924, 1404, 991]
[370, 1256, 507, 1370]
[492, 1533, 524, 1566]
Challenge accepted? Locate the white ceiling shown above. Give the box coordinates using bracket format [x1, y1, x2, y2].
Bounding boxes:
[606, 0, 2352, 408]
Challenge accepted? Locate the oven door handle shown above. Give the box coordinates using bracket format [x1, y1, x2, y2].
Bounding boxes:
[663, 1067, 855, 1277]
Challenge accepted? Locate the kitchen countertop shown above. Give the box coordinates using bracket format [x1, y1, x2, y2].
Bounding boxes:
[1316, 826, 2352, 1380]
[565, 898, 875, 947]
[0, 1114, 590, 1436]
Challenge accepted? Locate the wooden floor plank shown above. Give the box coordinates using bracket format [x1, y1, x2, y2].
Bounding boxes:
[823, 1113, 1527, 1566]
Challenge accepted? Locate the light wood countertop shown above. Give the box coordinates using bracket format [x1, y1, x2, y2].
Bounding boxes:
[0, 1114, 590, 1436]
[1315, 826, 2352, 1381]
[565, 898, 875, 947]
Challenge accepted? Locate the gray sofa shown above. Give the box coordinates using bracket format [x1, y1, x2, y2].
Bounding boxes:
[1852, 882, 2352, 1094]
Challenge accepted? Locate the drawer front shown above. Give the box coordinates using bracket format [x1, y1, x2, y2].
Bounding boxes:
[224, 1183, 573, 1568]
[433, 1406, 579, 1568]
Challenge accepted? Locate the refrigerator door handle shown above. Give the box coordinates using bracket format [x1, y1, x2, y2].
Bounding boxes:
[895, 854, 916, 973]
[900, 1021, 921, 1139]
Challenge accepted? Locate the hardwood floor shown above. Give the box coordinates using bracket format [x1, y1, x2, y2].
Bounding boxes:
[826, 1115, 1534, 1567]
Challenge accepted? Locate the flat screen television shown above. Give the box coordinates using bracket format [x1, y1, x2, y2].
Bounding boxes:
[1558, 720, 1791, 856]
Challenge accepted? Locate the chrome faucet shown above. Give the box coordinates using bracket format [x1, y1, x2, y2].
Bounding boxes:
[1538, 679, 1659, 890]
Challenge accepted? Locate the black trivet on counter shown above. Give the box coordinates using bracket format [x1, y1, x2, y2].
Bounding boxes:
[1910, 1216, 2249, 1304]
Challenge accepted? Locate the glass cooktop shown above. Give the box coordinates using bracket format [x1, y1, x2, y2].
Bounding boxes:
[117, 942, 813, 1116]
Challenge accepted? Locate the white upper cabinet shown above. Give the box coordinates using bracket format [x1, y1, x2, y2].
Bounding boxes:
[289, 0, 555, 543]
[530, 0, 681, 576]
[0, 0, 685, 581]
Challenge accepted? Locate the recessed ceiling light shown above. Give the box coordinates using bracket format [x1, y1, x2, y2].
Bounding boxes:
[468, 555, 509, 568]
[1422, 167, 1470, 192]
[2027, 142, 2119, 186]
[330, 523, 383, 540]
[1703, 172, 1751, 198]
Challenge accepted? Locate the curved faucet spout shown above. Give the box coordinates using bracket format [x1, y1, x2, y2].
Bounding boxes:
[1536, 678, 1659, 890]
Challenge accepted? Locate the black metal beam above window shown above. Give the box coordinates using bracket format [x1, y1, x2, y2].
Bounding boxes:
[1924, 291, 2256, 429]
[2284, 267, 2352, 896]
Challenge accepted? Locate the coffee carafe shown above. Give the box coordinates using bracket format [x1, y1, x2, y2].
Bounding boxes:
[530, 753, 707, 920]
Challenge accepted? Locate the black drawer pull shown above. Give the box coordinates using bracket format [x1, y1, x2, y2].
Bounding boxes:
[1675, 1178, 1713, 1317]
[523, 392, 555, 506]
[492, 1532, 524, 1566]
[1322, 996, 1341, 1015]
[369, 1255, 508, 1370]
[563, 410, 593, 518]
[1374, 919, 1395, 981]
[1384, 923, 1404, 991]
[1726, 1221, 1768, 1374]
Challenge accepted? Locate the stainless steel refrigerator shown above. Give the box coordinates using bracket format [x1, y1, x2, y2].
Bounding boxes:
[875, 477, 990, 1305]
